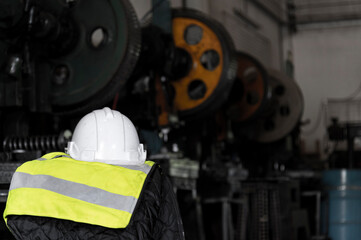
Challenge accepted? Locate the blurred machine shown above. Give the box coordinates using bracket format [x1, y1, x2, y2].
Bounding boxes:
[0, 0, 141, 170]
[0, 2, 141, 237]
[0, 0, 307, 240]
[227, 53, 303, 143]
[0, 0, 140, 115]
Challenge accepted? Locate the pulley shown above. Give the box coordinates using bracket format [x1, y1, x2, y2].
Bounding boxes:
[0, 0, 141, 115]
[259, 69, 304, 142]
[232, 68, 304, 142]
[170, 9, 237, 119]
[226, 52, 270, 122]
[51, 0, 141, 115]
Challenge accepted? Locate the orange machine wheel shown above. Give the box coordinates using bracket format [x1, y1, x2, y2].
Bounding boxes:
[226, 52, 269, 122]
[170, 9, 237, 119]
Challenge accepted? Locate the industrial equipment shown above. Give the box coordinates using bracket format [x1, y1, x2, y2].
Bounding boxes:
[0, 0, 141, 169]
[226, 52, 270, 123]
[119, 8, 237, 125]
[0, 0, 308, 239]
[228, 53, 304, 143]
[0, 0, 140, 115]
[169, 9, 237, 119]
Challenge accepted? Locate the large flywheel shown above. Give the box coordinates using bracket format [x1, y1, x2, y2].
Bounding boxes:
[226, 52, 270, 122]
[170, 9, 237, 119]
[232, 67, 304, 143]
[0, 0, 141, 115]
[254, 69, 304, 142]
[50, 0, 141, 115]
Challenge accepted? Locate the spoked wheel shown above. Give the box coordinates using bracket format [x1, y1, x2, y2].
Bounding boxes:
[170, 9, 237, 120]
[232, 68, 304, 143]
[253, 69, 304, 142]
[226, 52, 270, 123]
[47, 0, 141, 115]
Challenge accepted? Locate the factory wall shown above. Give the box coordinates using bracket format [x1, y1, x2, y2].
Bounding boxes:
[242, 1, 284, 70]
[129, 0, 151, 20]
[208, 0, 284, 70]
[291, 22, 361, 156]
[184, 0, 210, 13]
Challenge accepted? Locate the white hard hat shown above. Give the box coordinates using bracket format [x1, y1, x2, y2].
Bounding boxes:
[67, 107, 147, 165]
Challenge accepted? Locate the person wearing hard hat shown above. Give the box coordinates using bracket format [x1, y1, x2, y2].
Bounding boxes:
[3, 107, 185, 239]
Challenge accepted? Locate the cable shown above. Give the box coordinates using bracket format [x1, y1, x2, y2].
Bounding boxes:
[303, 80, 361, 136]
[327, 80, 361, 101]
[302, 102, 327, 135]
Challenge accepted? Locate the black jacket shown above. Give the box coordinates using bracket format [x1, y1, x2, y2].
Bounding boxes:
[6, 164, 185, 240]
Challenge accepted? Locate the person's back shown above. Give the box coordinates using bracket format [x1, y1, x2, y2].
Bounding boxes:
[3, 108, 185, 240]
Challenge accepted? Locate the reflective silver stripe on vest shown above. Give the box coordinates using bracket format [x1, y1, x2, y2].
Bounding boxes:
[10, 172, 137, 213]
[35, 157, 47, 161]
[116, 164, 152, 174]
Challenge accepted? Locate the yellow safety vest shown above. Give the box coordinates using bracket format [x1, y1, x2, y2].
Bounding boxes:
[3, 152, 155, 229]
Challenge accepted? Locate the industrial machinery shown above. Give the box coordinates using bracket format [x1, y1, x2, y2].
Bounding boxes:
[0, 0, 141, 165]
[119, 6, 239, 240]
[0, 0, 140, 115]
[0, 0, 304, 175]
[0, 0, 307, 239]
[0, 1, 141, 237]
[118, 8, 237, 126]
[227, 53, 304, 143]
